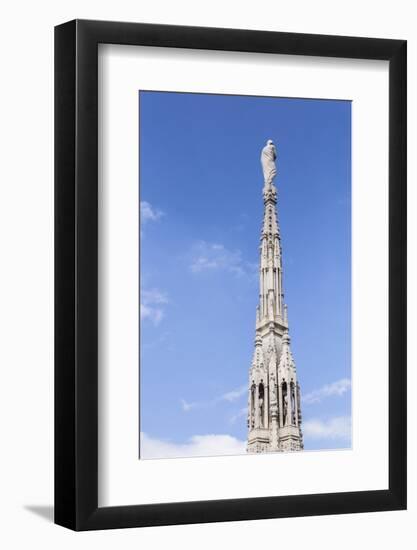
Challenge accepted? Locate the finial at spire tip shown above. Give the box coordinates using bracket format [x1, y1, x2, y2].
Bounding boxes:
[261, 140, 277, 186]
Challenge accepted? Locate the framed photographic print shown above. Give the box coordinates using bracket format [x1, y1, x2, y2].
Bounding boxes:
[55, 20, 406, 530]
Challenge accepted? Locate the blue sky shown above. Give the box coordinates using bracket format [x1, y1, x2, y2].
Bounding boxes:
[139, 91, 351, 459]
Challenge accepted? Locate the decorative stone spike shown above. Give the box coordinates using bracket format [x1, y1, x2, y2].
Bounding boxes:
[247, 141, 304, 454]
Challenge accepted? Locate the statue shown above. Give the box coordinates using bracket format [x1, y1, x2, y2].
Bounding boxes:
[261, 139, 277, 186]
[259, 382, 265, 427]
[283, 392, 288, 424]
[269, 373, 277, 402]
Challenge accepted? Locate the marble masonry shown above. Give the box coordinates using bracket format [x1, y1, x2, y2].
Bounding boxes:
[247, 140, 304, 453]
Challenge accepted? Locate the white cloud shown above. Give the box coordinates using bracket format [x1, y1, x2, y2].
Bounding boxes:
[140, 201, 164, 224]
[140, 304, 164, 325]
[189, 240, 252, 277]
[140, 432, 247, 459]
[303, 415, 351, 441]
[180, 398, 198, 412]
[221, 385, 247, 402]
[180, 384, 247, 413]
[142, 289, 168, 305]
[302, 378, 351, 405]
[140, 288, 169, 326]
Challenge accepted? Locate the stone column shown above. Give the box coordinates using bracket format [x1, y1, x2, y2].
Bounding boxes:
[278, 382, 283, 428]
[270, 406, 279, 450]
[254, 384, 260, 428]
[264, 383, 269, 428]
[278, 268, 283, 317]
[275, 267, 281, 316]
[268, 290, 274, 321]
[294, 382, 299, 427]
[249, 387, 253, 429]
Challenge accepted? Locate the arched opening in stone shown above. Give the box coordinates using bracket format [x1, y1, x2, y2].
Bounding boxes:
[258, 382, 265, 427]
[282, 381, 288, 425]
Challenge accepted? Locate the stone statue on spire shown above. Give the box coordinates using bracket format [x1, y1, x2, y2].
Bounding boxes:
[261, 139, 277, 186]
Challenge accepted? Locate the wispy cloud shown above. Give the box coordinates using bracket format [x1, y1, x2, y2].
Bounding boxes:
[302, 378, 351, 405]
[221, 385, 247, 402]
[140, 201, 164, 224]
[141, 304, 164, 325]
[180, 384, 247, 413]
[140, 288, 169, 326]
[303, 415, 351, 441]
[189, 241, 255, 278]
[180, 399, 198, 412]
[229, 407, 247, 425]
[142, 289, 168, 305]
[140, 432, 246, 459]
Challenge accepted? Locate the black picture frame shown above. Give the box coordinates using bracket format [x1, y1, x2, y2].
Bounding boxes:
[55, 19, 407, 531]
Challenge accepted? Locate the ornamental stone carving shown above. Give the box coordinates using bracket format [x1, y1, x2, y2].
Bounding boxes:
[247, 142, 304, 454]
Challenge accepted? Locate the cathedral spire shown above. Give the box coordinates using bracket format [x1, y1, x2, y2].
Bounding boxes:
[247, 140, 303, 453]
[258, 181, 284, 323]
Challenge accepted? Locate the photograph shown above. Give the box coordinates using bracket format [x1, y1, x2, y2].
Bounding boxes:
[139, 91, 352, 459]
[0, 0, 408, 542]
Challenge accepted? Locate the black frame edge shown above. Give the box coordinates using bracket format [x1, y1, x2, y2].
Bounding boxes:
[54, 19, 77, 530]
[54, 19, 407, 531]
[388, 40, 407, 510]
[82, 489, 404, 531]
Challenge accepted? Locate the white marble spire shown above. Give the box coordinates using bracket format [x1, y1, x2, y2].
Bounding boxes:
[247, 141, 304, 453]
